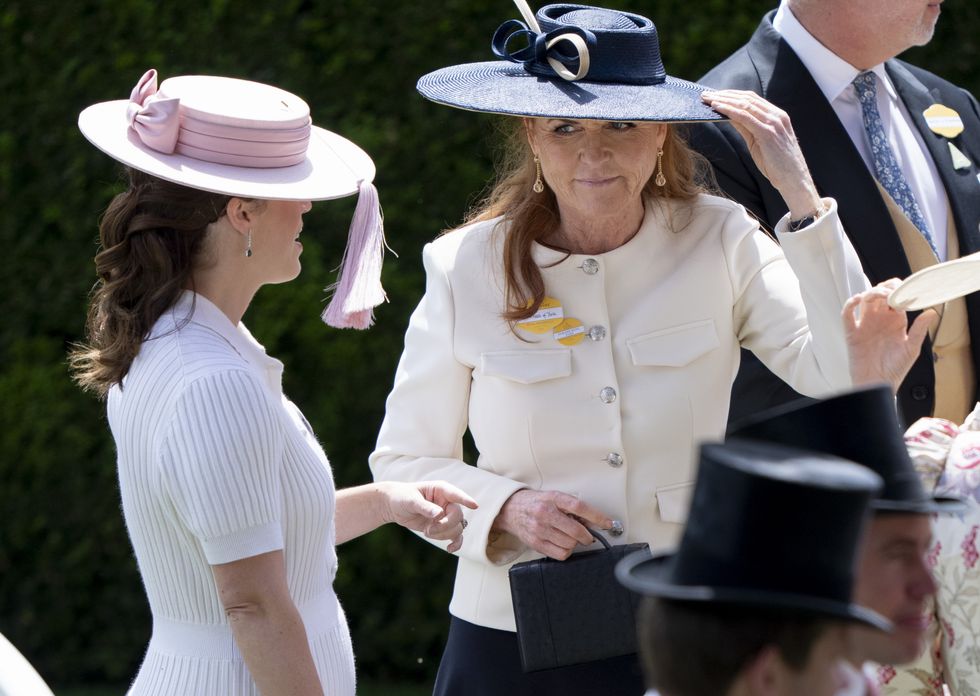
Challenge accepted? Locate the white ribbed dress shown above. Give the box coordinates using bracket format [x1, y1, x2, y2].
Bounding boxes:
[108, 291, 355, 695]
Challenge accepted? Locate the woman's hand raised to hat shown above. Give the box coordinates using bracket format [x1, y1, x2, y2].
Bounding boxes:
[843, 279, 938, 393]
[493, 489, 614, 560]
[702, 90, 822, 221]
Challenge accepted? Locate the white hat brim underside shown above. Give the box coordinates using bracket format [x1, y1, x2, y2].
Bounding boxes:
[889, 251, 980, 310]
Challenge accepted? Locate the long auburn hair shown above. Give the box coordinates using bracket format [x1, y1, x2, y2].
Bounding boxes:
[457, 119, 708, 323]
[70, 169, 231, 397]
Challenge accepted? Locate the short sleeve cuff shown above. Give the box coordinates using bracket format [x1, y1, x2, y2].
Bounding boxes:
[202, 520, 284, 565]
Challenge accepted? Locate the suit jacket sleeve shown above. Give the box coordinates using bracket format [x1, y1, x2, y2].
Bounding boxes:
[370, 240, 528, 566]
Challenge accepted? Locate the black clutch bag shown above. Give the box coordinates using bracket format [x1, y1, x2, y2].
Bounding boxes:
[508, 529, 651, 672]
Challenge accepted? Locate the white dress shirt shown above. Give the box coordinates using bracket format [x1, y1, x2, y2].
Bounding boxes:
[774, 1, 949, 260]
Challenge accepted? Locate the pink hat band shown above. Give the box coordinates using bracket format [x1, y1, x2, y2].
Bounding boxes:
[126, 69, 312, 168]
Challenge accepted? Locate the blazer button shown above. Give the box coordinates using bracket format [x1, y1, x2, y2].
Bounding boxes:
[588, 325, 607, 341]
[599, 386, 617, 403]
[581, 258, 600, 275]
[911, 385, 930, 401]
[609, 520, 624, 537]
[605, 452, 623, 468]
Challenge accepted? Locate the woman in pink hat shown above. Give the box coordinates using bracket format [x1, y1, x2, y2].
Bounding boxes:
[71, 69, 477, 696]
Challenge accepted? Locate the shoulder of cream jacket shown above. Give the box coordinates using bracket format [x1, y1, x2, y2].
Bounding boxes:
[370, 194, 868, 631]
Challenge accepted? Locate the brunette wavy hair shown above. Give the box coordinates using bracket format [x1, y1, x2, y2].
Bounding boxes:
[458, 119, 710, 323]
[70, 168, 232, 397]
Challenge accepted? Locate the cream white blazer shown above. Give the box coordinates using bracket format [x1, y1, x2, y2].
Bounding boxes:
[371, 194, 868, 631]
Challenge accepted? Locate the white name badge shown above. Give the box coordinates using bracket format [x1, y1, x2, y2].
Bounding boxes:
[553, 318, 586, 345]
[517, 296, 564, 334]
[530, 307, 562, 322]
[949, 142, 972, 170]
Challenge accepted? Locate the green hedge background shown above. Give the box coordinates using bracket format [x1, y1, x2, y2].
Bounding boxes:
[2, 0, 978, 688]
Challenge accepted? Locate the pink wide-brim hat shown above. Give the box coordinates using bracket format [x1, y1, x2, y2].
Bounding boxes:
[78, 70, 375, 201]
[79, 70, 388, 330]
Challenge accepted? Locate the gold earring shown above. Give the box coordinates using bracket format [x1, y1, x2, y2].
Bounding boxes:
[245, 229, 253, 258]
[655, 149, 666, 187]
[533, 156, 545, 194]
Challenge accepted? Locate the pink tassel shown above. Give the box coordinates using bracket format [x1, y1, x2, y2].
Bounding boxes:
[322, 180, 389, 329]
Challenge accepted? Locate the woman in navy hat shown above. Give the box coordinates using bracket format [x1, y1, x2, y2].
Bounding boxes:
[370, 2, 928, 693]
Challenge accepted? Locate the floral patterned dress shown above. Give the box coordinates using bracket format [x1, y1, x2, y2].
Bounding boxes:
[875, 405, 980, 696]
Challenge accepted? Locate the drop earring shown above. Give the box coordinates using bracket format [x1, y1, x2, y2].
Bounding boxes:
[655, 149, 666, 187]
[533, 156, 545, 194]
[245, 229, 253, 258]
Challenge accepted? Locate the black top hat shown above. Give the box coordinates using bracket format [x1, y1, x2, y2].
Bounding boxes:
[416, 2, 724, 123]
[616, 440, 890, 630]
[729, 386, 965, 514]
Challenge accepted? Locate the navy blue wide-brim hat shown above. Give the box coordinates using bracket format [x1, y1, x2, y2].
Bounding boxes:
[417, 2, 725, 123]
[616, 440, 891, 631]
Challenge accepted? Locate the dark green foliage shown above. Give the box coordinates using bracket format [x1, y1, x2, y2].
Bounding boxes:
[2, 0, 977, 687]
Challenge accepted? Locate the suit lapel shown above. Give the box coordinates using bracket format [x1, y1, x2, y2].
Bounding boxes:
[888, 60, 980, 255]
[744, 15, 913, 281]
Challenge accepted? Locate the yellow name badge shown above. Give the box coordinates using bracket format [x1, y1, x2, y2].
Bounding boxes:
[517, 296, 563, 334]
[553, 318, 586, 345]
[923, 104, 964, 138]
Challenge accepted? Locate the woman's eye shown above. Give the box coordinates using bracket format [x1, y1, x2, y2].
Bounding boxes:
[554, 124, 575, 134]
[609, 121, 635, 130]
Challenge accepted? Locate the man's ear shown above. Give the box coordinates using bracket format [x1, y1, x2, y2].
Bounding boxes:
[740, 646, 786, 696]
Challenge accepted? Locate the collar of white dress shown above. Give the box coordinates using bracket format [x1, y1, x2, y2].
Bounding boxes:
[167, 290, 285, 396]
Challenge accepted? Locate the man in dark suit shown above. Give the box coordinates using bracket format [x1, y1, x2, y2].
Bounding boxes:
[689, 0, 980, 427]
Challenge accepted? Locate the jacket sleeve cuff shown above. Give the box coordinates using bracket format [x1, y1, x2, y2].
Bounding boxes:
[774, 197, 833, 235]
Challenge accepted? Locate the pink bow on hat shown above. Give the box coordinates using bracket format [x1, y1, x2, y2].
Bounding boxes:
[125, 69, 180, 154]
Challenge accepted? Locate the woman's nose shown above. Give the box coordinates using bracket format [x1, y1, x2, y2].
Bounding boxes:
[579, 132, 609, 162]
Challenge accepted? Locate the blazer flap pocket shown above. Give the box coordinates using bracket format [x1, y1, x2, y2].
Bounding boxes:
[628, 320, 719, 367]
[481, 349, 571, 385]
[656, 481, 695, 524]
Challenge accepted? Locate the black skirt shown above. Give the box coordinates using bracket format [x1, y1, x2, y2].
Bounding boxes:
[432, 616, 646, 696]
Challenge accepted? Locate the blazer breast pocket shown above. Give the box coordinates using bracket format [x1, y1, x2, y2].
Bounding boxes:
[655, 481, 695, 524]
[472, 349, 572, 480]
[480, 349, 571, 384]
[627, 319, 719, 367]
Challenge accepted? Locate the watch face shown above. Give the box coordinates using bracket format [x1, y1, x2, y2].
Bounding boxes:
[789, 215, 815, 231]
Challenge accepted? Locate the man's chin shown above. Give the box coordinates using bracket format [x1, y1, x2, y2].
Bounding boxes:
[849, 624, 927, 667]
[867, 631, 928, 667]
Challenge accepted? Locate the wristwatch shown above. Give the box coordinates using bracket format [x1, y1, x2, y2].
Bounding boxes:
[788, 204, 826, 232]
[788, 215, 815, 232]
